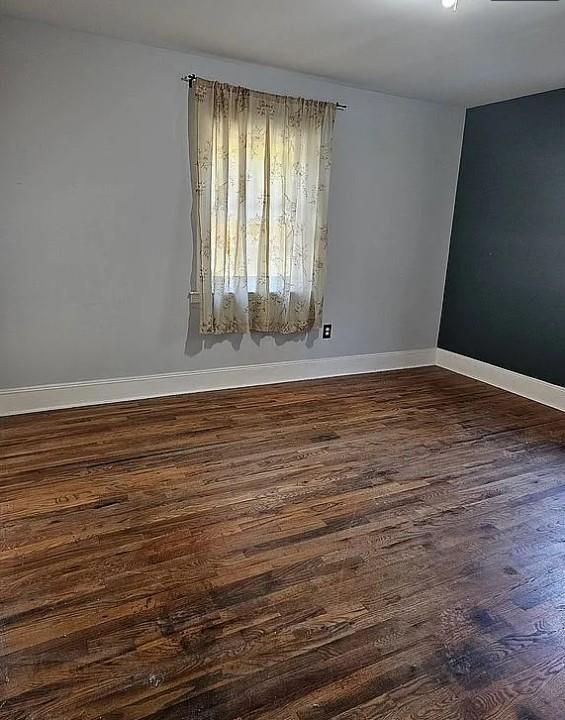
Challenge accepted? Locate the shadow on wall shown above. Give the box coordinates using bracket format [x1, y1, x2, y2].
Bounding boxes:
[184, 307, 319, 358]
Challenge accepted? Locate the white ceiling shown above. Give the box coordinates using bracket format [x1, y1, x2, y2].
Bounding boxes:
[1, 0, 564, 106]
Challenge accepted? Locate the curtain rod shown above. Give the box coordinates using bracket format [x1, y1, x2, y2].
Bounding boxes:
[181, 74, 347, 110]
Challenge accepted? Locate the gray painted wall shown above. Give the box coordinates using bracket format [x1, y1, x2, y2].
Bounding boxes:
[0, 17, 464, 388]
[439, 88, 565, 388]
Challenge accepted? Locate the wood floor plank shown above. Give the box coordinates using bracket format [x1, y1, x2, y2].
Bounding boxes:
[1, 367, 564, 719]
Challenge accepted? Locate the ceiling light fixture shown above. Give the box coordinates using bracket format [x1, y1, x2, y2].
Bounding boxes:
[441, 0, 458, 10]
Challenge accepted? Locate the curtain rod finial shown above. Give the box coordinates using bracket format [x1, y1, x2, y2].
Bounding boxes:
[181, 73, 197, 88]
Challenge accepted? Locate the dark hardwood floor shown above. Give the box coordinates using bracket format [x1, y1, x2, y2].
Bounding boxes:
[1, 367, 565, 720]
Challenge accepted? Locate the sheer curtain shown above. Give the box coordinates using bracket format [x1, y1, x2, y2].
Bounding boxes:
[189, 79, 336, 335]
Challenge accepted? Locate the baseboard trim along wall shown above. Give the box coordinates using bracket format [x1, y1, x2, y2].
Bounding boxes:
[0, 349, 436, 416]
[436, 348, 565, 413]
[2, 348, 563, 416]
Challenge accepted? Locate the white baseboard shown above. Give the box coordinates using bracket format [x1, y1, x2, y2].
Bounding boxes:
[436, 348, 565, 413]
[3, 348, 561, 417]
[0, 348, 435, 416]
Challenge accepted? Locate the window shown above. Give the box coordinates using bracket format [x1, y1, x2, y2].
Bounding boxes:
[189, 79, 336, 335]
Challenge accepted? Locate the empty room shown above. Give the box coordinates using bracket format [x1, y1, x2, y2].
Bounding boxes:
[1, 1, 565, 718]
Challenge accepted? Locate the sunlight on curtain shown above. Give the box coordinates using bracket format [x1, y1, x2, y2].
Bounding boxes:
[189, 79, 336, 334]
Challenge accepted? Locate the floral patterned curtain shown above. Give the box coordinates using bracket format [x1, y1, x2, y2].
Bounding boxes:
[189, 79, 336, 335]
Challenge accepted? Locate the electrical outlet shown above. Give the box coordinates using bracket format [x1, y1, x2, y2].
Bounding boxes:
[322, 324, 332, 339]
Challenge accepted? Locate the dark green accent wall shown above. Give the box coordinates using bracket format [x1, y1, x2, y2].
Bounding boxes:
[439, 88, 565, 388]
